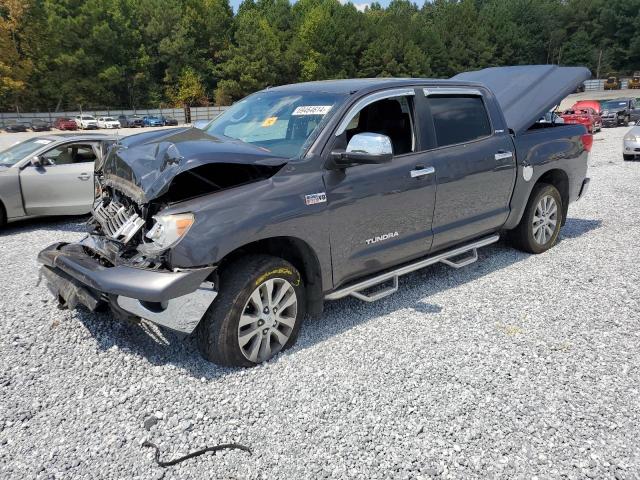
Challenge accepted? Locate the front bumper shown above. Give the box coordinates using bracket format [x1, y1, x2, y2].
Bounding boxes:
[38, 241, 217, 333]
[624, 139, 640, 157]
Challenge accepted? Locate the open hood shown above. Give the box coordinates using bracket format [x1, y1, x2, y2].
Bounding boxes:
[452, 65, 591, 134]
[102, 127, 287, 204]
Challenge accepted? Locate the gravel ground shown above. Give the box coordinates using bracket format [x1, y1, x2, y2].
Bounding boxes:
[1, 126, 639, 479]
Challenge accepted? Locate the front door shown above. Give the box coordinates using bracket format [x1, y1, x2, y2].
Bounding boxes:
[323, 90, 437, 287]
[20, 143, 98, 216]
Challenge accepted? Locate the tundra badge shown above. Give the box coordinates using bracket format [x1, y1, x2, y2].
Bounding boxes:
[366, 232, 399, 245]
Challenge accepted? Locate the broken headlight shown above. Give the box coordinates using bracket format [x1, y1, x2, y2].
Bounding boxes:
[145, 212, 194, 250]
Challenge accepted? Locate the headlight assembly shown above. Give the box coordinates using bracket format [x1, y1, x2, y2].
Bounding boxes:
[145, 212, 194, 250]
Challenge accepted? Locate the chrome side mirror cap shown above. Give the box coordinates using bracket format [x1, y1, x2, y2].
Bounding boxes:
[333, 132, 393, 166]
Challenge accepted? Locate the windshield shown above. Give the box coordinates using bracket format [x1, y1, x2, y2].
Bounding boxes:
[601, 101, 627, 109]
[206, 91, 347, 158]
[82, 116, 95, 120]
[0, 138, 52, 167]
[104, 117, 115, 121]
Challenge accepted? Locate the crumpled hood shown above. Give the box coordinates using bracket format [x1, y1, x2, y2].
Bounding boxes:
[102, 127, 287, 204]
[453, 65, 591, 134]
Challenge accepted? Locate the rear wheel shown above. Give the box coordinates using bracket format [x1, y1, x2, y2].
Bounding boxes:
[624, 154, 634, 161]
[510, 183, 563, 254]
[196, 255, 306, 367]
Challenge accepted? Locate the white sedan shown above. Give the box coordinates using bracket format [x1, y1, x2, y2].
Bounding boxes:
[623, 125, 640, 161]
[74, 115, 99, 130]
[97, 117, 121, 129]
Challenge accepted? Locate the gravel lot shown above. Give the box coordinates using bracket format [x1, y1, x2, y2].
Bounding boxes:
[1, 126, 639, 479]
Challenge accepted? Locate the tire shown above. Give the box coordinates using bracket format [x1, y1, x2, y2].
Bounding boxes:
[0, 201, 6, 228]
[196, 254, 306, 367]
[623, 116, 630, 127]
[623, 154, 634, 161]
[509, 183, 563, 254]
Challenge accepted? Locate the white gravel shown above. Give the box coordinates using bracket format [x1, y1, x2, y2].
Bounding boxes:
[1, 126, 639, 479]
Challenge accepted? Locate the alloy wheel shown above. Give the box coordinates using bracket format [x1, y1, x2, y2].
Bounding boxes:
[532, 194, 558, 245]
[237, 278, 298, 363]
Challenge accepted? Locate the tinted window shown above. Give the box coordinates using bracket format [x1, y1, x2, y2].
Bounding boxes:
[429, 96, 491, 147]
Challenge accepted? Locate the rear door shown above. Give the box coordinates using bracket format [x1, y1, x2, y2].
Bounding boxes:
[421, 89, 516, 251]
[323, 88, 437, 287]
[20, 142, 98, 216]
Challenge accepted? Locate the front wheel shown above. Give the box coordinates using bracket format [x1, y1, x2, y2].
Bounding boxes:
[510, 183, 563, 254]
[196, 255, 306, 367]
[624, 154, 634, 161]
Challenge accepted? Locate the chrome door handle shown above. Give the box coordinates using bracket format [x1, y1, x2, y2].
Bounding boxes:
[78, 173, 91, 181]
[495, 151, 513, 161]
[410, 166, 435, 178]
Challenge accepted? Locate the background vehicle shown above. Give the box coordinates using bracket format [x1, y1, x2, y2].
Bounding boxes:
[572, 100, 602, 115]
[623, 126, 640, 160]
[601, 98, 638, 127]
[142, 115, 163, 127]
[38, 65, 591, 367]
[159, 115, 178, 126]
[629, 72, 640, 89]
[560, 108, 600, 133]
[97, 117, 121, 129]
[0, 134, 113, 226]
[192, 119, 210, 129]
[53, 117, 79, 131]
[30, 119, 51, 132]
[538, 111, 565, 124]
[117, 115, 144, 128]
[604, 76, 621, 90]
[74, 115, 99, 130]
[2, 120, 29, 133]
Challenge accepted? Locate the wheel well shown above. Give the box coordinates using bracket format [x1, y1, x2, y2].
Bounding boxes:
[218, 237, 324, 316]
[536, 169, 569, 224]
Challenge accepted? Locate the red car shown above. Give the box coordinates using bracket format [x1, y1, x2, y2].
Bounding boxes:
[53, 117, 79, 131]
[572, 100, 601, 115]
[560, 108, 601, 133]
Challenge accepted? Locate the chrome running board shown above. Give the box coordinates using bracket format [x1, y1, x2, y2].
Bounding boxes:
[325, 234, 500, 303]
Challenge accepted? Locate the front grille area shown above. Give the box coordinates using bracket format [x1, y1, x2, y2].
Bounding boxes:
[93, 200, 145, 244]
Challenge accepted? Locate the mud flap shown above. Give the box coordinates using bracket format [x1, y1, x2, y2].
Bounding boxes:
[40, 266, 102, 311]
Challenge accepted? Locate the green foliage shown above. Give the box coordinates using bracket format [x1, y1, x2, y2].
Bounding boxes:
[1, 0, 640, 110]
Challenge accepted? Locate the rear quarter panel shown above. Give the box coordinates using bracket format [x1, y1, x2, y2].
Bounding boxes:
[503, 124, 589, 229]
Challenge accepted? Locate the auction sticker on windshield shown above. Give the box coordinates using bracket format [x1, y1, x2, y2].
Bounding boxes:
[34, 140, 52, 144]
[292, 105, 333, 116]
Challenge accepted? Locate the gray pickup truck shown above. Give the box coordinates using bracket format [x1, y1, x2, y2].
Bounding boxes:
[38, 65, 591, 367]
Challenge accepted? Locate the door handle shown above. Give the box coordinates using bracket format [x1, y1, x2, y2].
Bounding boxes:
[410, 166, 435, 178]
[494, 151, 513, 161]
[77, 173, 91, 181]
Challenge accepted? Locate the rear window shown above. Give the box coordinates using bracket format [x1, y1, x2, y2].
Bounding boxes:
[429, 96, 492, 147]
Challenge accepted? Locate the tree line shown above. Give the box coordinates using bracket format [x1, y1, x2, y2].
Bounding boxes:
[1, 0, 639, 111]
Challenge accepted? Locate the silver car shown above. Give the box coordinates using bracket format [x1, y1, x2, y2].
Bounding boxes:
[623, 126, 640, 161]
[0, 134, 114, 226]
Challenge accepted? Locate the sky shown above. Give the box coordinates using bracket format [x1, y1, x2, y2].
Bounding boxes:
[229, 0, 425, 11]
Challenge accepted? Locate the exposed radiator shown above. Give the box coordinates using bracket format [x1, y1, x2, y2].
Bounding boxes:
[93, 200, 145, 244]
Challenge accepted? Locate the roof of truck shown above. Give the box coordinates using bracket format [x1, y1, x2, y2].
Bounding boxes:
[267, 78, 469, 94]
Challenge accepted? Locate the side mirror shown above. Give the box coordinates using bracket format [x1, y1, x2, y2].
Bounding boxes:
[333, 132, 393, 166]
[31, 156, 43, 167]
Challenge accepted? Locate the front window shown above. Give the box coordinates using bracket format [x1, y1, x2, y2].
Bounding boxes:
[206, 91, 347, 158]
[82, 116, 95, 120]
[104, 117, 115, 121]
[0, 138, 52, 167]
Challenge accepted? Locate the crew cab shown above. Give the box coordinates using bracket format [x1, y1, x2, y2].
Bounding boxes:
[38, 65, 591, 367]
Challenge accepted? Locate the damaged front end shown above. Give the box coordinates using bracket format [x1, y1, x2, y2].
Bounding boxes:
[38, 127, 286, 333]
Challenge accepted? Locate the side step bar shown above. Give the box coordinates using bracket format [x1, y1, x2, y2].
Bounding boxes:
[325, 234, 500, 303]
